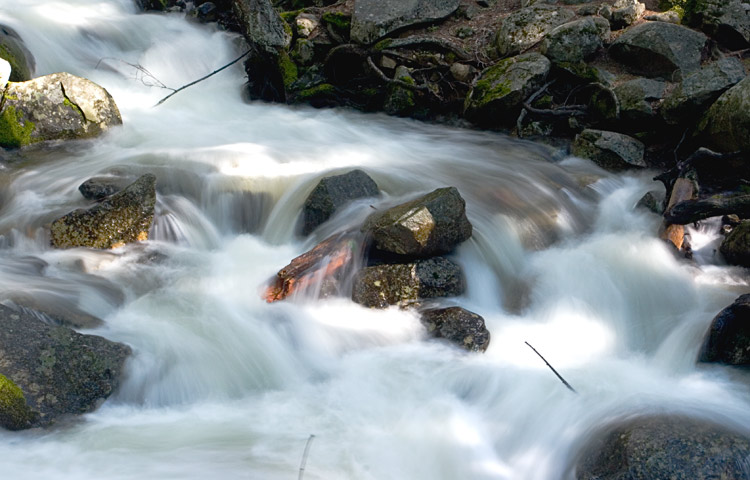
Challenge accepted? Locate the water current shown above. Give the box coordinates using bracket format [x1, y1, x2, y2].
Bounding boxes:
[1, 1, 750, 479]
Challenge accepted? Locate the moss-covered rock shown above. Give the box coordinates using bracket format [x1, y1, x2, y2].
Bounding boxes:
[0, 373, 36, 431]
[572, 129, 646, 171]
[495, 5, 576, 57]
[420, 306, 490, 352]
[540, 17, 607, 64]
[384, 65, 417, 116]
[613, 77, 666, 126]
[0, 24, 35, 82]
[351, 0, 460, 45]
[699, 293, 750, 365]
[719, 220, 750, 267]
[51, 173, 156, 249]
[695, 76, 750, 153]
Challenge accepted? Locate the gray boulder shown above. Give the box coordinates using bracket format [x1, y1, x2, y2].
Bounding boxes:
[610, 0, 645, 29]
[232, 0, 290, 52]
[540, 17, 607, 64]
[0, 304, 130, 430]
[644, 10, 681, 23]
[572, 129, 645, 171]
[0, 25, 35, 82]
[699, 293, 750, 365]
[662, 57, 746, 125]
[302, 169, 379, 235]
[351, 0, 460, 45]
[576, 415, 750, 480]
[613, 77, 666, 125]
[685, 0, 750, 50]
[0, 72, 122, 148]
[720, 220, 750, 267]
[495, 5, 576, 57]
[351, 257, 464, 308]
[363, 187, 472, 256]
[421, 306, 490, 352]
[696, 76, 750, 153]
[609, 22, 708, 80]
[51, 174, 156, 249]
[464, 52, 551, 127]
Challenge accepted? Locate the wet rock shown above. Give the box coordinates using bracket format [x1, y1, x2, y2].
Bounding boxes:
[572, 129, 645, 171]
[662, 57, 746, 125]
[636, 191, 663, 214]
[3, 297, 103, 329]
[699, 293, 750, 365]
[351, 257, 464, 308]
[494, 5, 576, 57]
[51, 174, 156, 249]
[78, 176, 128, 200]
[363, 187, 472, 256]
[720, 220, 750, 267]
[0, 72, 122, 148]
[609, 0, 645, 29]
[540, 17, 607, 64]
[302, 169, 379, 235]
[350, 0, 460, 45]
[464, 52, 551, 127]
[0, 24, 35, 82]
[685, 0, 750, 50]
[0, 304, 130, 430]
[695, 77, 750, 153]
[613, 77, 666, 125]
[576, 415, 750, 480]
[609, 22, 708, 81]
[420, 306, 490, 352]
[195, 2, 218, 23]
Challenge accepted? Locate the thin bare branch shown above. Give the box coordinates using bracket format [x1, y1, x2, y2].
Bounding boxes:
[525, 341, 577, 393]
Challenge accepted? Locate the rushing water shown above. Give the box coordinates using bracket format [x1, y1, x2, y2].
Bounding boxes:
[1, 1, 750, 479]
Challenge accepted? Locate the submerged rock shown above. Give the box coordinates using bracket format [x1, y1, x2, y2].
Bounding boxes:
[696, 76, 750, 153]
[0, 72, 122, 148]
[51, 174, 156, 249]
[572, 129, 645, 171]
[302, 169, 379, 235]
[351, 0, 460, 45]
[351, 257, 464, 308]
[495, 5, 576, 57]
[363, 187, 473, 256]
[420, 306, 490, 352]
[576, 415, 750, 479]
[699, 293, 750, 365]
[0, 304, 130, 430]
[78, 176, 128, 200]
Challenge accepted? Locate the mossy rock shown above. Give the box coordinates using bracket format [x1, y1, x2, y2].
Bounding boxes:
[696, 76, 750, 153]
[495, 5, 576, 57]
[0, 373, 36, 431]
[0, 25, 35, 82]
[719, 220, 750, 267]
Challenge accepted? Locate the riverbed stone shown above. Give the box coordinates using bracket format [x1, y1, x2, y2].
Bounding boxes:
[699, 293, 750, 365]
[351, 257, 465, 308]
[464, 52, 551, 127]
[0, 72, 122, 148]
[576, 415, 750, 480]
[719, 220, 750, 267]
[662, 57, 746, 125]
[609, 22, 708, 81]
[0, 24, 35, 82]
[572, 129, 645, 171]
[0, 304, 130, 430]
[540, 17, 606, 64]
[302, 169, 380, 235]
[350, 0, 461, 45]
[696, 76, 750, 153]
[685, 0, 750, 49]
[420, 306, 490, 352]
[495, 5, 576, 57]
[613, 77, 666, 125]
[51, 173, 156, 249]
[363, 187, 472, 256]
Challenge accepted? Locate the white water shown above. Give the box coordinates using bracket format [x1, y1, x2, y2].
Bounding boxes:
[1, 2, 750, 479]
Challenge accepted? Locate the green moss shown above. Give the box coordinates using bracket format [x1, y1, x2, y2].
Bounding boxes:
[322, 12, 351, 31]
[297, 83, 336, 99]
[280, 9, 303, 23]
[277, 51, 299, 89]
[470, 59, 516, 106]
[373, 39, 394, 52]
[0, 373, 35, 430]
[0, 104, 35, 148]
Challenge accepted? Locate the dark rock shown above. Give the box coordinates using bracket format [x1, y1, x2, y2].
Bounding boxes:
[495, 5, 576, 57]
[0, 24, 35, 82]
[384, 66, 417, 116]
[572, 129, 645, 171]
[464, 52, 551, 127]
[609, 22, 708, 81]
[78, 176, 128, 200]
[540, 17, 607, 64]
[576, 415, 750, 480]
[363, 187, 472, 256]
[350, 0, 461, 45]
[420, 306, 490, 352]
[720, 220, 750, 267]
[685, 0, 750, 50]
[609, 0, 645, 29]
[662, 57, 746, 125]
[0, 304, 130, 430]
[51, 174, 156, 249]
[699, 293, 750, 365]
[195, 2, 218, 23]
[233, 0, 290, 51]
[302, 170, 379, 235]
[0, 72, 122, 148]
[351, 257, 465, 308]
[696, 76, 750, 153]
[636, 191, 662, 214]
[613, 77, 666, 125]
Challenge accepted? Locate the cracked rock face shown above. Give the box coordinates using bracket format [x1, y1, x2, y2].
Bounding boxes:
[0, 71, 122, 148]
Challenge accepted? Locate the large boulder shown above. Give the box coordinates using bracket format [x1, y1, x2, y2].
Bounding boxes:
[363, 187, 472, 256]
[662, 57, 746, 125]
[613, 77, 666, 125]
[420, 306, 490, 352]
[351, 257, 464, 308]
[302, 169, 379, 235]
[685, 0, 750, 50]
[696, 76, 750, 153]
[0, 72, 122, 148]
[540, 17, 607, 64]
[571, 129, 646, 171]
[0, 304, 130, 430]
[464, 52, 551, 127]
[720, 220, 750, 267]
[609, 22, 708, 81]
[494, 5, 576, 57]
[51, 174, 156, 249]
[0, 25, 35, 82]
[351, 0, 460, 45]
[699, 293, 750, 365]
[576, 415, 750, 479]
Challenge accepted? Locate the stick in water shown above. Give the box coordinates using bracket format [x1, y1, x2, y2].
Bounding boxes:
[525, 341, 577, 394]
[298, 434, 316, 480]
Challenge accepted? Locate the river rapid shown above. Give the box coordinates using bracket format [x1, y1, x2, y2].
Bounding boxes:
[1, 1, 749, 479]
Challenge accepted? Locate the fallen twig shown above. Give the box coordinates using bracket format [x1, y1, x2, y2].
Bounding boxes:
[298, 434, 316, 480]
[525, 341, 577, 393]
[366, 56, 431, 91]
